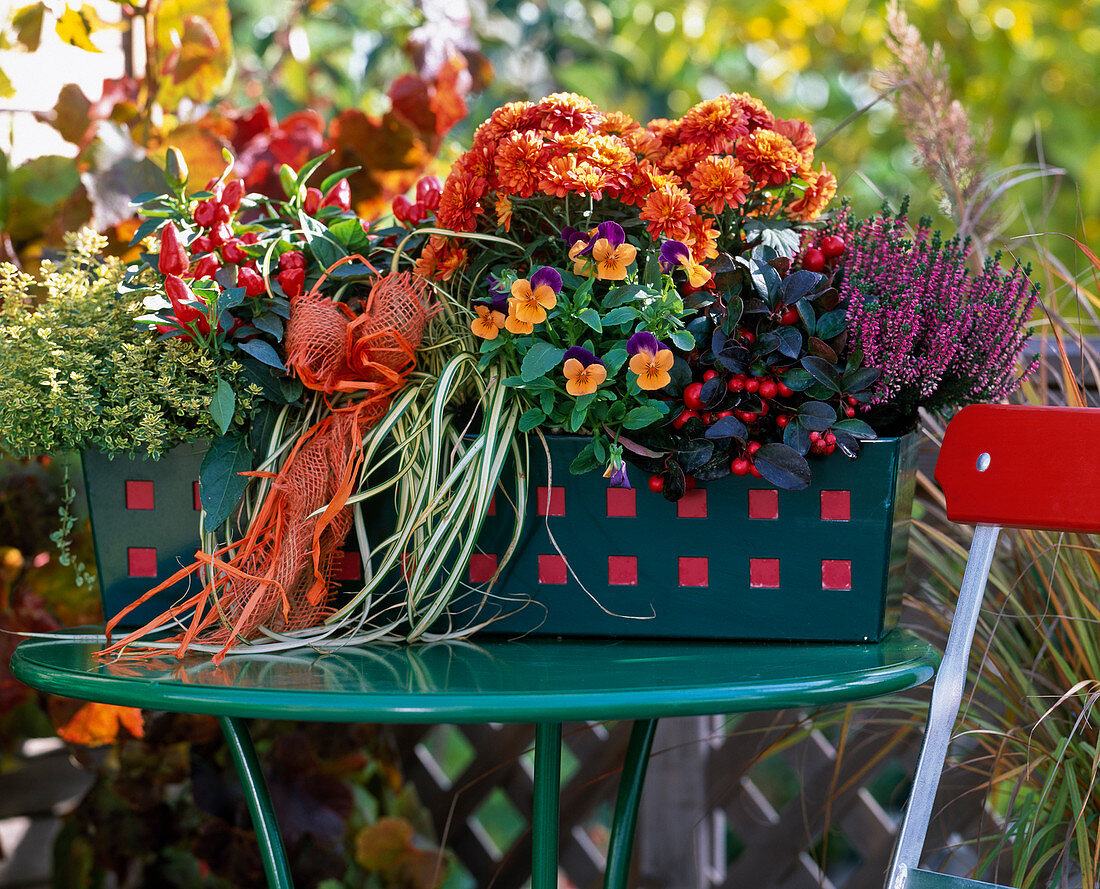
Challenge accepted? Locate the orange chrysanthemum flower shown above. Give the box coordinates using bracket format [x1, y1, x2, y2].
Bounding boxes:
[538, 156, 577, 199]
[772, 117, 817, 166]
[534, 92, 604, 134]
[565, 161, 612, 199]
[639, 183, 695, 241]
[787, 164, 837, 222]
[658, 142, 712, 177]
[470, 304, 506, 340]
[414, 236, 467, 281]
[729, 92, 775, 132]
[599, 110, 641, 137]
[679, 96, 749, 152]
[436, 170, 487, 232]
[495, 131, 547, 198]
[495, 194, 513, 231]
[509, 277, 558, 324]
[685, 216, 721, 262]
[471, 101, 538, 153]
[646, 117, 683, 150]
[687, 156, 751, 215]
[735, 129, 803, 187]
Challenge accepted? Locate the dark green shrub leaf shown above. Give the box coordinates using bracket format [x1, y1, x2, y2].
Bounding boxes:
[753, 443, 811, 490]
[801, 355, 841, 392]
[200, 432, 253, 528]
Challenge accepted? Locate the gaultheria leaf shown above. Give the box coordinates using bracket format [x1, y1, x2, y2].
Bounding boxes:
[753, 443, 811, 490]
[199, 432, 253, 528]
[801, 355, 841, 392]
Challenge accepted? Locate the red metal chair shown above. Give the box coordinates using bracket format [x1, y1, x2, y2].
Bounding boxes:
[888, 403, 1100, 889]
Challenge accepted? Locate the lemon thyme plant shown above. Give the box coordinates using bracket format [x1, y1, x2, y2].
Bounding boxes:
[0, 229, 252, 459]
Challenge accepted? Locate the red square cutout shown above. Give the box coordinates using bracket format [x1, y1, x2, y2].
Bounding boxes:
[193, 481, 202, 511]
[750, 558, 781, 588]
[608, 555, 638, 585]
[606, 487, 636, 517]
[487, 495, 496, 516]
[537, 486, 565, 517]
[333, 551, 362, 582]
[677, 489, 707, 519]
[538, 554, 568, 584]
[821, 490, 851, 521]
[678, 556, 709, 587]
[127, 547, 158, 578]
[822, 559, 852, 590]
[125, 480, 154, 510]
[748, 489, 779, 520]
[469, 553, 497, 583]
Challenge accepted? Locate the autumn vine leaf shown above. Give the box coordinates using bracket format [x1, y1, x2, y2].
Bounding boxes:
[56, 702, 145, 747]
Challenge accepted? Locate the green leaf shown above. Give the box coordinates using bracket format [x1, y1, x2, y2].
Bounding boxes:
[801, 355, 841, 393]
[298, 211, 347, 268]
[601, 306, 639, 328]
[219, 286, 248, 311]
[833, 418, 877, 438]
[643, 249, 661, 288]
[623, 404, 664, 430]
[320, 165, 361, 194]
[604, 348, 628, 375]
[520, 341, 566, 382]
[578, 307, 603, 332]
[604, 285, 646, 307]
[842, 367, 881, 393]
[239, 339, 287, 371]
[328, 217, 373, 254]
[518, 408, 546, 432]
[199, 432, 254, 528]
[209, 377, 235, 434]
[569, 442, 601, 474]
[670, 328, 695, 351]
[127, 217, 161, 247]
[816, 309, 848, 340]
[293, 151, 334, 189]
[780, 367, 815, 391]
[797, 401, 837, 431]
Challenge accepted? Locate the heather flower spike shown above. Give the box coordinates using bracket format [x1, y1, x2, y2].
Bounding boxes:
[562, 346, 607, 396]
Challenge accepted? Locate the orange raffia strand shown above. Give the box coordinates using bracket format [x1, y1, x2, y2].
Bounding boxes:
[97, 256, 433, 664]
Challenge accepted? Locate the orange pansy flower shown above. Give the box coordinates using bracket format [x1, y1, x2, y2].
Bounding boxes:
[471, 304, 506, 340]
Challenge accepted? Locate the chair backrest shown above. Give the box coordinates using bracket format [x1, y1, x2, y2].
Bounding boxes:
[889, 403, 1100, 889]
[935, 404, 1100, 532]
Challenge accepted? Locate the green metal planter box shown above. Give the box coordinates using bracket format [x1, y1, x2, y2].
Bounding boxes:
[469, 433, 919, 642]
[86, 433, 917, 642]
[82, 443, 208, 626]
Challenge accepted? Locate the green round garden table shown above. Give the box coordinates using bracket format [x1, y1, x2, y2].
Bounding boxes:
[11, 629, 937, 889]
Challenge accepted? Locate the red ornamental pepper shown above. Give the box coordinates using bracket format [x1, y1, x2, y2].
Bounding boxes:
[222, 179, 245, 212]
[209, 222, 233, 247]
[239, 231, 260, 245]
[164, 275, 211, 336]
[190, 235, 213, 254]
[278, 250, 305, 271]
[204, 178, 224, 200]
[392, 194, 412, 223]
[277, 267, 305, 299]
[320, 178, 351, 211]
[192, 255, 220, 280]
[407, 201, 429, 224]
[157, 222, 189, 277]
[302, 187, 323, 215]
[416, 176, 442, 210]
[237, 266, 265, 297]
[221, 239, 249, 265]
[193, 199, 219, 228]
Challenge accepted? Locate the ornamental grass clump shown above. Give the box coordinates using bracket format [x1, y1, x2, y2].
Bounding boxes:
[826, 202, 1040, 429]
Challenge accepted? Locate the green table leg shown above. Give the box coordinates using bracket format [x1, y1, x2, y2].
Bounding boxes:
[532, 722, 563, 889]
[218, 716, 293, 889]
[603, 718, 659, 889]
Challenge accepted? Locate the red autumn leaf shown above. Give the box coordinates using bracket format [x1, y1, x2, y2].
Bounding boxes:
[234, 109, 326, 197]
[429, 54, 470, 136]
[389, 74, 437, 137]
[56, 702, 145, 747]
[325, 110, 433, 220]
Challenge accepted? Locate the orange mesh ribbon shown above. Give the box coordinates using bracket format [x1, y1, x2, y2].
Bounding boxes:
[100, 261, 432, 663]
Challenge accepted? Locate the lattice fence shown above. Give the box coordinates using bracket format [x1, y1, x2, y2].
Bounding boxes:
[393, 698, 1002, 889]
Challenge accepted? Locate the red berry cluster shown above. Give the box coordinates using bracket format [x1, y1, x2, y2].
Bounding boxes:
[392, 176, 442, 225]
[800, 234, 846, 273]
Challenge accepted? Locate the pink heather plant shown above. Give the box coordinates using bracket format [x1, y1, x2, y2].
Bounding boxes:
[829, 202, 1039, 428]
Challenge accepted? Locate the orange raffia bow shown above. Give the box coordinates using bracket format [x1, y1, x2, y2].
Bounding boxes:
[100, 256, 433, 663]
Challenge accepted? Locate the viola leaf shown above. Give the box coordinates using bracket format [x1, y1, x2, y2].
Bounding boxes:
[578, 307, 603, 333]
[520, 341, 566, 382]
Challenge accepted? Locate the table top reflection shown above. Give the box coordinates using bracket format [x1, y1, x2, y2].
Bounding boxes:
[11, 629, 937, 724]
